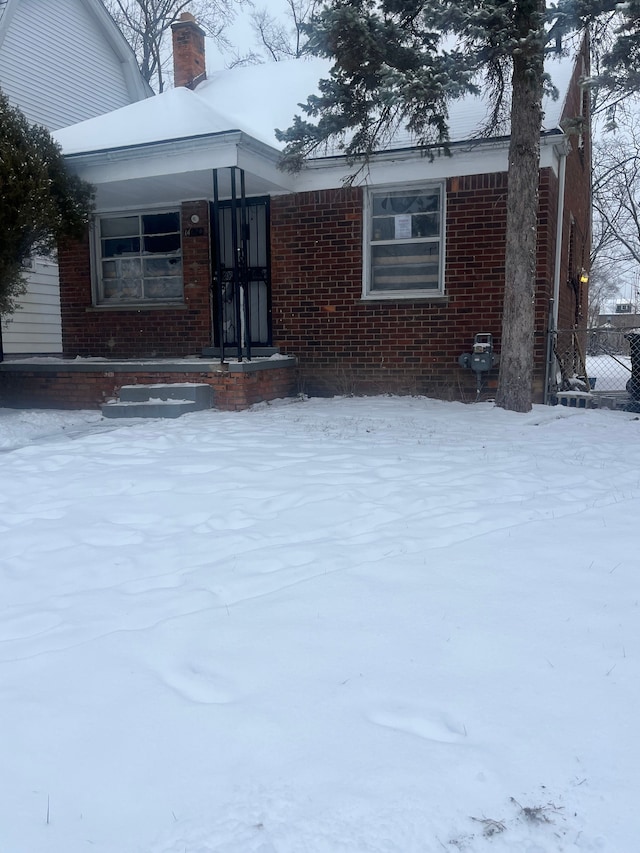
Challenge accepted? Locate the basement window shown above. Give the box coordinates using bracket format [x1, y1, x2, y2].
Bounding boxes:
[96, 212, 183, 304]
[364, 184, 445, 299]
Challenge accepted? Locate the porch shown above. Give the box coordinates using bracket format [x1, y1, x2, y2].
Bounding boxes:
[0, 355, 297, 412]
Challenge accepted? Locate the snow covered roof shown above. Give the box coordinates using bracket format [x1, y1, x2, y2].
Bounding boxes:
[55, 58, 331, 155]
[601, 298, 640, 315]
[55, 52, 577, 159]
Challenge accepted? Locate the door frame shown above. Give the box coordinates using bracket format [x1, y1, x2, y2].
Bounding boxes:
[210, 168, 272, 360]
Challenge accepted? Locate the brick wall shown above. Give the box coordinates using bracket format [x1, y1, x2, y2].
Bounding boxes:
[171, 15, 206, 89]
[535, 166, 559, 395]
[271, 174, 560, 401]
[57, 157, 587, 404]
[556, 45, 592, 332]
[60, 200, 212, 359]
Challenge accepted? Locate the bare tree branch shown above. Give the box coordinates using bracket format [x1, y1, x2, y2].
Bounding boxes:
[590, 106, 640, 323]
[102, 0, 246, 91]
[244, 0, 322, 63]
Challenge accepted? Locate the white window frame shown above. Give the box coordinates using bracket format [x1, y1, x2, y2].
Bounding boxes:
[362, 182, 446, 300]
[92, 209, 183, 306]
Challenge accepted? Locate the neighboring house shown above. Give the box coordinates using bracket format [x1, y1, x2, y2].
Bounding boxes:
[14, 16, 590, 405]
[599, 297, 640, 327]
[0, 0, 151, 356]
[593, 296, 640, 356]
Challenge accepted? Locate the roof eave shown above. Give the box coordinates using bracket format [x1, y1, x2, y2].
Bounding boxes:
[63, 130, 296, 196]
[303, 126, 567, 168]
[63, 128, 249, 164]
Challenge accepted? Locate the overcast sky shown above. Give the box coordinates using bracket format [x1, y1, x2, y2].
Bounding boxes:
[207, 4, 270, 71]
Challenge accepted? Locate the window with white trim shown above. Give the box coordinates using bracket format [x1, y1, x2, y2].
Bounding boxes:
[365, 184, 444, 297]
[96, 211, 183, 304]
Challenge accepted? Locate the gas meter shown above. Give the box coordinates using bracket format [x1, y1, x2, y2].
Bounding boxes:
[458, 333, 496, 373]
[470, 333, 494, 372]
[458, 333, 498, 397]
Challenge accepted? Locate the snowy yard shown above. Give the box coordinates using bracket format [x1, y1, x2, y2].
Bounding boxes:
[587, 354, 632, 392]
[1, 396, 638, 853]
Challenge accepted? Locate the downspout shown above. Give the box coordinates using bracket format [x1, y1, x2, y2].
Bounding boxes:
[544, 139, 568, 403]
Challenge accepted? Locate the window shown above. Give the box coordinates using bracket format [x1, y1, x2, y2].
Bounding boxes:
[365, 184, 444, 298]
[96, 212, 182, 304]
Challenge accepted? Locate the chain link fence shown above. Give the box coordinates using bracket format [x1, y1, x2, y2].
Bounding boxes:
[551, 325, 640, 410]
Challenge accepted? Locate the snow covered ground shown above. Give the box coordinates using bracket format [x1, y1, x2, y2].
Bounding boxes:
[1, 395, 638, 853]
[587, 354, 632, 392]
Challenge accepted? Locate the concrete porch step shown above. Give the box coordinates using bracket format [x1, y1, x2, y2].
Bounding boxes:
[102, 400, 200, 419]
[101, 383, 213, 419]
[118, 383, 213, 405]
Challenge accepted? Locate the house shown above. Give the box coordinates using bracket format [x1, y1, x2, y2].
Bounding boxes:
[589, 292, 640, 367]
[0, 0, 152, 357]
[598, 296, 640, 328]
[0, 15, 591, 409]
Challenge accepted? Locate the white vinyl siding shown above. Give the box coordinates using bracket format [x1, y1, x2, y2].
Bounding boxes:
[0, 0, 133, 130]
[2, 259, 62, 354]
[0, 0, 149, 354]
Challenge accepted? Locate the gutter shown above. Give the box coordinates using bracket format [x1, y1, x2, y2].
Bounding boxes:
[304, 128, 566, 168]
[62, 129, 247, 161]
[61, 120, 567, 185]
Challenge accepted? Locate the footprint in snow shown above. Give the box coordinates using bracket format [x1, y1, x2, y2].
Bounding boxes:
[0, 610, 62, 643]
[160, 663, 236, 705]
[368, 705, 468, 743]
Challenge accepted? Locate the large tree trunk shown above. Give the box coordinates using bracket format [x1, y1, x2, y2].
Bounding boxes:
[495, 6, 545, 413]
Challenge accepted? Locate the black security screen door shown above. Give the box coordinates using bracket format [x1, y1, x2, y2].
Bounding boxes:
[210, 169, 272, 359]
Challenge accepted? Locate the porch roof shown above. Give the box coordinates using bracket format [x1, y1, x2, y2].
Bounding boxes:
[62, 130, 296, 208]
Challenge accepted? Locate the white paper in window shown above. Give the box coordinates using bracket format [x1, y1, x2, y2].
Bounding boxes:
[394, 214, 412, 240]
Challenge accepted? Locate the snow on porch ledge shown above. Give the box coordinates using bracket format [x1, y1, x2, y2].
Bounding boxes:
[0, 356, 298, 412]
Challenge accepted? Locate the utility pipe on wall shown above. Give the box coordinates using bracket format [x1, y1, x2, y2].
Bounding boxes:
[544, 139, 569, 403]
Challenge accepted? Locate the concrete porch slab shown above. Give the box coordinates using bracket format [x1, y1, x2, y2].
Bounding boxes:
[0, 356, 297, 412]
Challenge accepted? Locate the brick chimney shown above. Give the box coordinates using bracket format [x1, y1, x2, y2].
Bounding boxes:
[171, 12, 206, 89]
